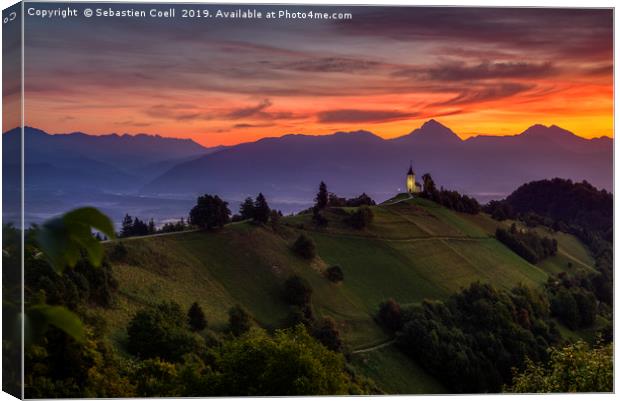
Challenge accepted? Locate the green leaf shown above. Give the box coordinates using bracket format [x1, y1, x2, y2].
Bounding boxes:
[63, 207, 116, 239]
[25, 304, 85, 346]
[36, 207, 115, 273]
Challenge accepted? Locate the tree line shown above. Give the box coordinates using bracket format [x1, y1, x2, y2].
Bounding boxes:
[484, 178, 612, 332]
[377, 282, 564, 393]
[420, 173, 481, 214]
[120, 214, 188, 238]
[495, 223, 558, 264]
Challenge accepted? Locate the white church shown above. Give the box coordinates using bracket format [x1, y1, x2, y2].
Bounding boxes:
[406, 164, 422, 194]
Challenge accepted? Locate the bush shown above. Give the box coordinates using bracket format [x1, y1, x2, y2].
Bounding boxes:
[109, 241, 128, 261]
[127, 301, 204, 361]
[495, 227, 557, 264]
[347, 206, 373, 229]
[286, 305, 315, 328]
[345, 193, 376, 207]
[215, 325, 351, 395]
[228, 305, 252, 336]
[283, 275, 313, 307]
[189, 194, 230, 229]
[187, 302, 207, 332]
[507, 340, 612, 392]
[377, 299, 402, 331]
[325, 265, 344, 283]
[312, 317, 343, 352]
[312, 208, 329, 227]
[292, 234, 316, 259]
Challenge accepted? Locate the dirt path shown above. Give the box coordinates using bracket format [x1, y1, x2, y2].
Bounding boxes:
[101, 229, 199, 243]
[352, 339, 397, 354]
[381, 193, 414, 206]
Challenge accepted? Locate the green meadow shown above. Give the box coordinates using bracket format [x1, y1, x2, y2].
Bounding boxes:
[101, 196, 594, 393]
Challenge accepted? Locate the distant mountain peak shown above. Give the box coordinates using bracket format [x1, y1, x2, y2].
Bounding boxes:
[421, 119, 446, 129]
[332, 130, 382, 140]
[519, 124, 581, 141]
[391, 119, 462, 144]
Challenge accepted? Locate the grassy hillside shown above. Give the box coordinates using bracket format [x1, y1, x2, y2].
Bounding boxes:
[101, 195, 594, 393]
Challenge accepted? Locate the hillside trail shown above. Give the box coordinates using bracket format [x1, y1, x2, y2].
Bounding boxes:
[101, 228, 199, 243]
[381, 193, 414, 206]
[100, 220, 251, 243]
[352, 339, 397, 354]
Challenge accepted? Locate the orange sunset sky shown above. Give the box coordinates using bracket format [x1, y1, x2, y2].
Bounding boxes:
[7, 5, 613, 146]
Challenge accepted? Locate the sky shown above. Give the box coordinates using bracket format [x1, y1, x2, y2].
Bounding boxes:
[10, 4, 614, 146]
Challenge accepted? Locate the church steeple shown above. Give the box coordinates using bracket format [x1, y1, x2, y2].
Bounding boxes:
[406, 162, 416, 193]
[407, 164, 414, 176]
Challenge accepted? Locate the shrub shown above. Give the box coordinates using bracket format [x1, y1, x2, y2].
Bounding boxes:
[508, 341, 612, 392]
[215, 325, 351, 395]
[286, 305, 315, 328]
[325, 266, 344, 283]
[347, 206, 373, 229]
[312, 317, 343, 352]
[127, 301, 204, 361]
[283, 275, 313, 307]
[377, 299, 402, 331]
[187, 302, 207, 332]
[228, 305, 252, 336]
[312, 208, 329, 227]
[292, 234, 316, 259]
[189, 194, 230, 229]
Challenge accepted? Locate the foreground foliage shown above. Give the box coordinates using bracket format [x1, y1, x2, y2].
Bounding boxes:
[507, 340, 612, 393]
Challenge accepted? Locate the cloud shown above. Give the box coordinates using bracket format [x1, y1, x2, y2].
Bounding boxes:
[276, 57, 382, 73]
[434, 83, 533, 106]
[226, 99, 272, 119]
[233, 123, 274, 129]
[399, 61, 555, 82]
[143, 104, 210, 121]
[225, 99, 307, 121]
[317, 109, 417, 123]
[115, 120, 152, 127]
[336, 8, 612, 61]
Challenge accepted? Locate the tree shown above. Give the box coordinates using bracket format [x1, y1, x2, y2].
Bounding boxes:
[292, 234, 316, 259]
[507, 340, 612, 393]
[187, 302, 207, 332]
[228, 305, 252, 336]
[269, 210, 281, 229]
[315, 181, 328, 210]
[121, 214, 133, 237]
[312, 207, 328, 227]
[214, 326, 351, 395]
[284, 275, 313, 306]
[325, 265, 344, 283]
[347, 206, 374, 229]
[147, 219, 156, 235]
[312, 317, 343, 352]
[189, 194, 230, 229]
[127, 301, 204, 361]
[253, 193, 271, 224]
[377, 299, 402, 331]
[345, 193, 376, 207]
[421, 173, 437, 197]
[239, 197, 255, 220]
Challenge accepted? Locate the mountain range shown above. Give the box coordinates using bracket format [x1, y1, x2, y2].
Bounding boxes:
[2, 121, 612, 224]
[143, 120, 612, 203]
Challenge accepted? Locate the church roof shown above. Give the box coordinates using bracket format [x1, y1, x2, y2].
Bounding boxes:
[407, 165, 414, 175]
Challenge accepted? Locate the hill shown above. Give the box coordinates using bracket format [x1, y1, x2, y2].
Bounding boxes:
[100, 196, 594, 393]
